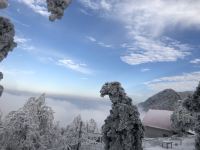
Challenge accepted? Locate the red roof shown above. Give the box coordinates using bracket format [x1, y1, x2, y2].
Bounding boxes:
[142, 109, 173, 131]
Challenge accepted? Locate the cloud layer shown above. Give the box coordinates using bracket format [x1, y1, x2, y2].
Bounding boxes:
[145, 71, 200, 92]
[0, 91, 110, 127]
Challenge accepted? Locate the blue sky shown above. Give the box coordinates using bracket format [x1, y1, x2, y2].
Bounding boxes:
[1, 0, 200, 103]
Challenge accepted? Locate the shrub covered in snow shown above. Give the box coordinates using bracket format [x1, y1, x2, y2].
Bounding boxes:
[183, 82, 200, 150]
[100, 82, 144, 150]
[171, 100, 195, 135]
[47, 0, 72, 21]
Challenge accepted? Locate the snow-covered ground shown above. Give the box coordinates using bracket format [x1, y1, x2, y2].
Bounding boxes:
[143, 136, 195, 150]
[79, 136, 195, 150]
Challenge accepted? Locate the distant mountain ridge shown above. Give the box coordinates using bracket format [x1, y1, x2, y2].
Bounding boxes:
[139, 89, 193, 111]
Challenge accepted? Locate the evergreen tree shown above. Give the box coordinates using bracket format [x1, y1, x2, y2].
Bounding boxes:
[100, 82, 144, 150]
[65, 115, 85, 146]
[86, 118, 98, 133]
[183, 82, 200, 150]
[171, 100, 195, 136]
[0, 94, 70, 150]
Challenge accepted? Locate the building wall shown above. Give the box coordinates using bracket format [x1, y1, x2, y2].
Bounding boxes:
[144, 126, 174, 138]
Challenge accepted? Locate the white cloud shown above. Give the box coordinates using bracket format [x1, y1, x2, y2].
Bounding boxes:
[190, 58, 200, 64]
[145, 71, 200, 92]
[141, 68, 151, 72]
[14, 36, 30, 44]
[80, 0, 200, 33]
[57, 59, 92, 74]
[120, 36, 190, 65]
[86, 36, 113, 48]
[14, 35, 35, 51]
[79, 0, 111, 11]
[97, 42, 112, 48]
[86, 36, 96, 42]
[80, 0, 199, 65]
[17, 0, 49, 17]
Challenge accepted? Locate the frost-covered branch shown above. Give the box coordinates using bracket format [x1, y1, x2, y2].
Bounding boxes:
[0, 16, 17, 62]
[46, 0, 72, 21]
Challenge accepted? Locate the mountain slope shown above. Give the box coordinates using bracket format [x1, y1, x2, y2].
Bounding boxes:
[139, 89, 183, 111]
[178, 91, 193, 100]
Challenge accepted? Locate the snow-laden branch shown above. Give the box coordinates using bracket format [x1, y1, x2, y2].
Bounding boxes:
[0, 16, 17, 62]
[46, 0, 72, 21]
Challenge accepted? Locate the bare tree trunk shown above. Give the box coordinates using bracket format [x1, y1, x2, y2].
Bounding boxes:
[76, 121, 83, 150]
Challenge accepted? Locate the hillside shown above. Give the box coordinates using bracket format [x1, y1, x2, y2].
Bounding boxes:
[139, 89, 193, 111]
[178, 91, 193, 100]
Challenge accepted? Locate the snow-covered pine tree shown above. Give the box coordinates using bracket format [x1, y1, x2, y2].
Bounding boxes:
[0, 94, 70, 150]
[100, 82, 144, 150]
[183, 82, 200, 150]
[65, 115, 85, 148]
[86, 118, 98, 133]
[184, 82, 200, 113]
[46, 0, 72, 21]
[171, 100, 195, 136]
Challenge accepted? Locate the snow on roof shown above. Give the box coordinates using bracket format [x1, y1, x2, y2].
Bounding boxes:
[142, 109, 173, 131]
